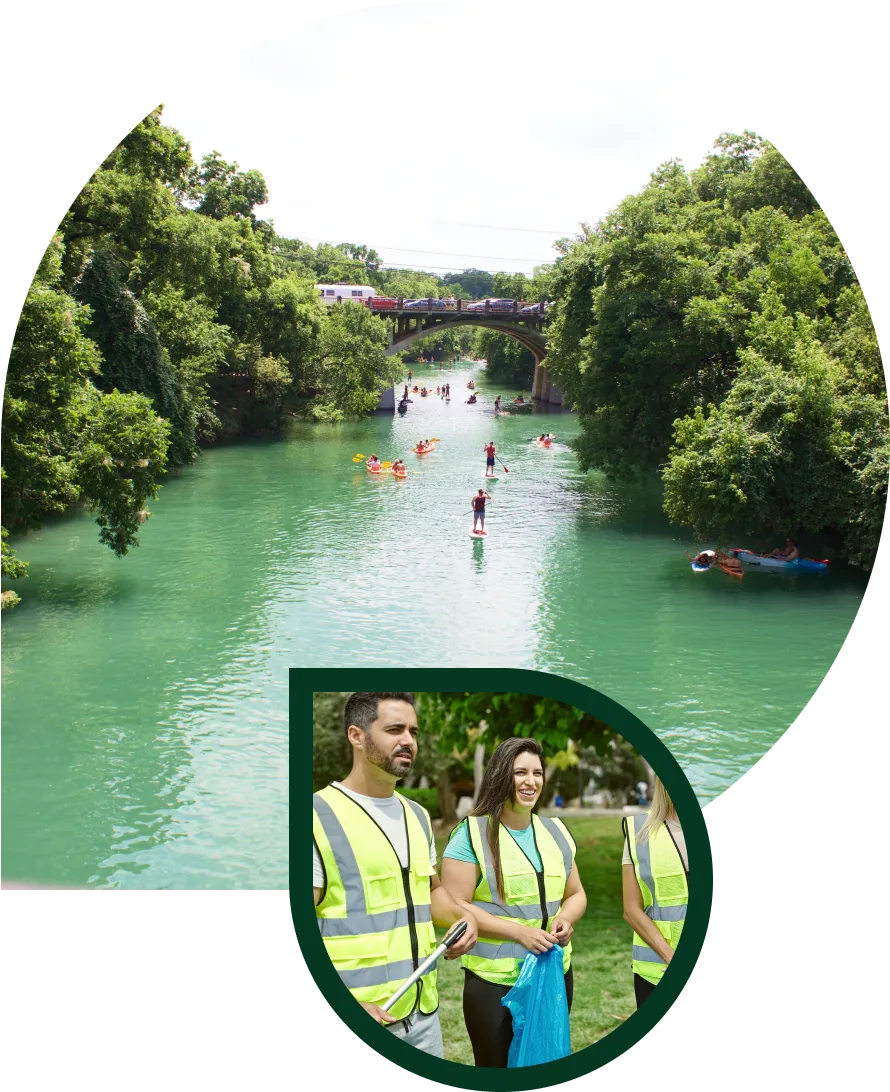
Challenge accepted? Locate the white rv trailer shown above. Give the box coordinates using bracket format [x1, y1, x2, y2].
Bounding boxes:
[316, 283, 377, 305]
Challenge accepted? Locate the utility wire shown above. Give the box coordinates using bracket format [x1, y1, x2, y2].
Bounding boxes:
[297, 237, 556, 263]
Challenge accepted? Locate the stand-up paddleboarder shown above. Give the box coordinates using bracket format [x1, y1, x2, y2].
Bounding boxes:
[472, 489, 492, 533]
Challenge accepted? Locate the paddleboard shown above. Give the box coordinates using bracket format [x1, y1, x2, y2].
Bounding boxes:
[469, 527, 489, 539]
[482, 472, 498, 481]
[690, 550, 715, 572]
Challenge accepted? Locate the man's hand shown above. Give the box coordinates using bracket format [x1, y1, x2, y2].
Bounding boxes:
[443, 915, 478, 959]
[360, 1002, 398, 1025]
[549, 915, 574, 947]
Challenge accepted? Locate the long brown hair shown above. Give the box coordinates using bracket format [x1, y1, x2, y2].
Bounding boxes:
[471, 737, 545, 901]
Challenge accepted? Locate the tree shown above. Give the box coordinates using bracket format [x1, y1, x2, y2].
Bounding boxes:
[543, 132, 886, 567]
[302, 306, 400, 420]
[75, 248, 196, 465]
[443, 269, 494, 298]
[187, 151, 269, 221]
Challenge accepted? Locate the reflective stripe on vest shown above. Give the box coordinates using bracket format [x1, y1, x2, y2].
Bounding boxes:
[458, 813, 575, 986]
[627, 813, 688, 986]
[313, 785, 438, 1020]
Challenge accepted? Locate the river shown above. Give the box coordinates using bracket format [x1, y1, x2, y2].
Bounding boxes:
[1, 362, 866, 887]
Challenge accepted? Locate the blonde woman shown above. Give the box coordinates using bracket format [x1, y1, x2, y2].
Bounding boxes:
[622, 777, 688, 1008]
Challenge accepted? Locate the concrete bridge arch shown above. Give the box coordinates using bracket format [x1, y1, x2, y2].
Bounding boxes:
[376, 305, 563, 406]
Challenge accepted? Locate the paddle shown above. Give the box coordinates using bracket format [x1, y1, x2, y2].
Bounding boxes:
[497, 456, 510, 474]
[381, 462, 392, 469]
[352, 456, 365, 463]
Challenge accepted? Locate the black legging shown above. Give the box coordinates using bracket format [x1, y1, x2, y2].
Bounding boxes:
[463, 966, 574, 1068]
[634, 972, 656, 1008]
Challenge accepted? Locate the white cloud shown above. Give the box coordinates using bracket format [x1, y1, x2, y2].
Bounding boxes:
[160, 2, 776, 275]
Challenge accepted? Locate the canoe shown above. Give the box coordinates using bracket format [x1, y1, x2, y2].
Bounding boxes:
[730, 549, 829, 572]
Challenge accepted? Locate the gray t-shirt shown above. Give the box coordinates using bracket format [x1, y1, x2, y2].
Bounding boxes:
[313, 782, 437, 889]
[622, 816, 688, 872]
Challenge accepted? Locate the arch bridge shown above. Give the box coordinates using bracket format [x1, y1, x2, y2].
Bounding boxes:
[370, 299, 563, 406]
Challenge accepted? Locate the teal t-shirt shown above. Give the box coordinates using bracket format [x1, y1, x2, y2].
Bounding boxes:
[444, 819, 542, 872]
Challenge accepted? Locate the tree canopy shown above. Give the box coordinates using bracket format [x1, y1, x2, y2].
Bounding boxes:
[544, 133, 887, 568]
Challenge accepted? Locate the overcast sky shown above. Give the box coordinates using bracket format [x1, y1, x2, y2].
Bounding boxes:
[161, 3, 755, 278]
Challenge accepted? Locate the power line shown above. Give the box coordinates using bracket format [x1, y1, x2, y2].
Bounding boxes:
[282, 250, 554, 276]
[297, 237, 555, 263]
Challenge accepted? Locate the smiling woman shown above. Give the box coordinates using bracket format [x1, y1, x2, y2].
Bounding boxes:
[441, 736, 587, 1068]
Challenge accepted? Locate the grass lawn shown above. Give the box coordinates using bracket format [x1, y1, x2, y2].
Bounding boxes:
[433, 816, 636, 1064]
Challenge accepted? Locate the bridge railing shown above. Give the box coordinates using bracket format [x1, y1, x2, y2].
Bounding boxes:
[368, 298, 549, 316]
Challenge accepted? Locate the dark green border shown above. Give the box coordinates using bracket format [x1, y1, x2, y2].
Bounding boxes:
[290, 669, 712, 1090]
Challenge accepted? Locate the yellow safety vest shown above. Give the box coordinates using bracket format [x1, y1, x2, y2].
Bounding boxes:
[624, 813, 688, 985]
[313, 785, 439, 1021]
[457, 814, 575, 987]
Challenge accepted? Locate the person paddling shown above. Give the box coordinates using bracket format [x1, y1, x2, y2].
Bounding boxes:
[768, 537, 799, 561]
[472, 489, 491, 533]
[366, 454, 381, 471]
[494, 396, 501, 411]
[483, 441, 497, 477]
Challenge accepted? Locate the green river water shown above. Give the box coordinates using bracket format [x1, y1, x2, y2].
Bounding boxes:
[1, 362, 867, 887]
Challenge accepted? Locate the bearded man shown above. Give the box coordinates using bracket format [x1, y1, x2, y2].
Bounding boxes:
[313, 692, 477, 1056]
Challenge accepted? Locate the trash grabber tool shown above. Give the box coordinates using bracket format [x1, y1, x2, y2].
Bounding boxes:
[380, 920, 469, 1014]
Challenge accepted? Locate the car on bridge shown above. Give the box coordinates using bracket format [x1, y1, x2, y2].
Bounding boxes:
[370, 297, 399, 309]
[466, 298, 516, 312]
[519, 301, 549, 314]
[404, 297, 458, 310]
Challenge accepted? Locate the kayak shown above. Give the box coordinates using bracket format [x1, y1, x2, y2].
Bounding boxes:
[367, 465, 382, 474]
[535, 441, 553, 448]
[392, 471, 408, 479]
[730, 549, 829, 571]
[469, 527, 488, 539]
[414, 447, 434, 454]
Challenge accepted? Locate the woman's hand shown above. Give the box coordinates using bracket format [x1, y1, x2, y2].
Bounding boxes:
[515, 926, 556, 954]
[549, 915, 574, 947]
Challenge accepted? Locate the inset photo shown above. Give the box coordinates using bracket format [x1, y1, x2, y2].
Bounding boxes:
[291, 670, 712, 1088]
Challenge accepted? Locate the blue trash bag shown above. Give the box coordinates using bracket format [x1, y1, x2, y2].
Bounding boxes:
[501, 946, 571, 1067]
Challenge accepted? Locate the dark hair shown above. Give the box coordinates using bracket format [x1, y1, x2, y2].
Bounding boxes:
[471, 737, 545, 901]
[343, 692, 415, 737]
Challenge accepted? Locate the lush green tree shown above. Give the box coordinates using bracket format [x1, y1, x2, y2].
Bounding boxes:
[544, 133, 887, 567]
[187, 151, 269, 221]
[75, 249, 195, 465]
[2, 235, 171, 573]
[73, 387, 171, 554]
[477, 330, 535, 387]
[443, 269, 493, 298]
[302, 305, 400, 421]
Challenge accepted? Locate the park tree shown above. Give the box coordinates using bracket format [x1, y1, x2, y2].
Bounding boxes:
[187, 151, 269, 222]
[544, 132, 887, 568]
[302, 305, 400, 420]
